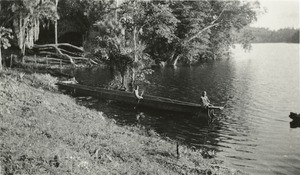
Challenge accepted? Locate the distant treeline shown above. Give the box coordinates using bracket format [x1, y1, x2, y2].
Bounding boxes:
[243, 27, 299, 43]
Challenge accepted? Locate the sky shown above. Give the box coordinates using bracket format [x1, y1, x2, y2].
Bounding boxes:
[250, 0, 300, 30]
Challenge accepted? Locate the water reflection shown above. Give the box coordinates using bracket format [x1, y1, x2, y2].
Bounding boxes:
[75, 44, 300, 174]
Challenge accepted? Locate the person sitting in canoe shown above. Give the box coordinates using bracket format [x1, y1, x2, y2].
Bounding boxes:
[200, 91, 211, 108]
[134, 86, 144, 100]
[200, 91, 224, 110]
[200, 91, 217, 122]
[134, 86, 144, 109]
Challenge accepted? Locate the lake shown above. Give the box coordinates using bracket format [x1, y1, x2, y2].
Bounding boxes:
[75, 44, 300, 174]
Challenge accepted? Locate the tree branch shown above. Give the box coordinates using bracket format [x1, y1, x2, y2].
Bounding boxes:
[184, 3, 228, 43]
[185, 23, 219, 43]
[210, 3, 228, 25]
[34, 43, 84, 52]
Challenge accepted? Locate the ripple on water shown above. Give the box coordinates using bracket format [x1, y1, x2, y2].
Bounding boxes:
[75, 44, 300, 174]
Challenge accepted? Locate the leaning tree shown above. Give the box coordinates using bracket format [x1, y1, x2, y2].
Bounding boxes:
[164, 0, 261, 66]
[137, 0, 261, 66]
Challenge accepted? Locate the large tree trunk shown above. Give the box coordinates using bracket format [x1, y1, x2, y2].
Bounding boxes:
[171, 54, 181, 66]
[54, 22, 58, 44]
[166, 49, 181, 66]
[54, 0, 58, 44]
[121, 74, 125, 88]
[122, 69, 132, 91]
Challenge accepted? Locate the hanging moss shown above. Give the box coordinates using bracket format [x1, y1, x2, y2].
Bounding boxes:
[12, 0, 58, 56]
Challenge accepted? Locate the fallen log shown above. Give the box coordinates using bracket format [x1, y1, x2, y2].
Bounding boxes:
[35, 44, 76, 65]
[34, 43, 83, 52]
[38, 51, 97, 65]
[60, 48, 83, 57]
[33, 43, 98, 66]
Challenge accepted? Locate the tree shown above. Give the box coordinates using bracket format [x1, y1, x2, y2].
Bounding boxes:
[165, 0, 261, 65]
[86, 0, 154, 89]
[168, 1, 213, 64]
[138, 2, 179, 64]
[118, 1, 156, 84]
[54, 0, 58, 44]
[290, 30, 299, 43]
[57, 0, 114, 45]
[133, 1, 261, 66]
[241, 27, 300, 43]
[87, 13, 132, 88]
[0, 27, 13, 70]
[6, 0, 58, 60]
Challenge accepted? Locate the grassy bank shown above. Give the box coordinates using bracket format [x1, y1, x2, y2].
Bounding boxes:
[0, 69, 240, 174]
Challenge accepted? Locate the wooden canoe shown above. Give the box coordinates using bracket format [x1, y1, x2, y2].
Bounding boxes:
[56, 82, 222, 116]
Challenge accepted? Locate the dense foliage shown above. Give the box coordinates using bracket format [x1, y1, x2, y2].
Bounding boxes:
[0, 0, 58, 58]
[82, 0, 261, 89]
[87, 14, 135, 88]
[240, 27, 300, 43]
[1, 0, 261, 88]
[121, 0, 260, 65]
[56, 0, 114, 40]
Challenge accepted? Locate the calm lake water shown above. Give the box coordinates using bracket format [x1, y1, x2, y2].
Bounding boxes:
[75, 44, 300, 174]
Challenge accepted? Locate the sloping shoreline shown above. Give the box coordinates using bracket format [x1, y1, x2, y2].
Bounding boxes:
[0, 69, 240, 174]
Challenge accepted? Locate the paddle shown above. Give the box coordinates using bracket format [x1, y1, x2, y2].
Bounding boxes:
[208, 106, 224, 110]
[207, 104, 226, 124]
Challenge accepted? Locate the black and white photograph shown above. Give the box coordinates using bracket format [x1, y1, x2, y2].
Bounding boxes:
[0, 0, 299, 174]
